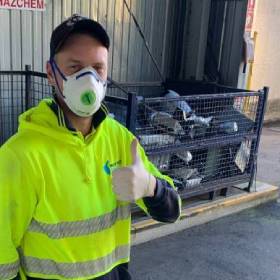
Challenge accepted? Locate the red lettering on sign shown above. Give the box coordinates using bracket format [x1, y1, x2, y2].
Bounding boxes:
[245, 0, 256, 32]
[0, 0, 45, 9]
[17, 0, 23, 7]
[37, 0, 44, 9]
[23, 0, 29, 8]
[3, 0, 10, 7]
[11, 0, 16, 7]
[248, 0, 255, 10]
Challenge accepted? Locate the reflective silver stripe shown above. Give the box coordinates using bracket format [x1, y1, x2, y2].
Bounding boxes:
[58, 106, 66, 127]
[101, 103, 109, 115]
[0, 260, 19, 279]
[28, 205, 130, 239]
[19, 244, 130, 279]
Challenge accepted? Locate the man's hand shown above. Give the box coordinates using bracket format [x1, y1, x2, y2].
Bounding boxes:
[112, 139, 156, 202]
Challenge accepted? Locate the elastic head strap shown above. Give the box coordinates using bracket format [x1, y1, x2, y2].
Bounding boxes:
[49, 58, 66, 98]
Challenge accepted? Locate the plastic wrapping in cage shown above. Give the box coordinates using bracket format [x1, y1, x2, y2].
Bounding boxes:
[170, 167, 203, 189]
[235, 140, 252, 173]
[149, 139, 257, 193]
[136, 91, 259, 147]
[138, 134, 175, 171]
[149, 153, 172, 172]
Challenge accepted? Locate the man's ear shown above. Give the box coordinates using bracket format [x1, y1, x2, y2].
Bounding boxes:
[46, 61, 56, 86]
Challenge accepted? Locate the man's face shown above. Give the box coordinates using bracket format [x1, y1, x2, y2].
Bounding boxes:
[47, 33, 108, 96]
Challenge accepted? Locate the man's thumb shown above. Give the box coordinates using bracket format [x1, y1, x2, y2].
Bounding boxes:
[130, 139, 140, 165]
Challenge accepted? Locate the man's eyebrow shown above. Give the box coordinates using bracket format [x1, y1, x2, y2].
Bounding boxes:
[67, 59, 82, 64]
[66, 60, 106, 67]
[93, 62, 106, 67]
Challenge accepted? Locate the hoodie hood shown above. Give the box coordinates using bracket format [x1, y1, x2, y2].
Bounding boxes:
[18, 99, 107, 146]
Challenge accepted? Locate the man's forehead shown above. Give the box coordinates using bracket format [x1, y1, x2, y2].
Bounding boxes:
[63, 32, 105, 48]
[56, 34, 108, 63]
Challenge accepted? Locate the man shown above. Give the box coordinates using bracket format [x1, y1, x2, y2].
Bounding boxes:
[0, 14, 180, 280]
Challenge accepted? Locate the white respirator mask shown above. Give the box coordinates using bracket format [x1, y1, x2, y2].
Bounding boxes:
[51, 60, 107, 117]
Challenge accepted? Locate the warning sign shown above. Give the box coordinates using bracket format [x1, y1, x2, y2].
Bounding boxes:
[0, 0, 46, 11]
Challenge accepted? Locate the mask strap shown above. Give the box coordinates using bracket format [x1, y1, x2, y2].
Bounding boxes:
[91, 69, 105, 85]
[50, 59, 67, 80]
[49, 58, 66, 98]
[95, 71, 107, 87]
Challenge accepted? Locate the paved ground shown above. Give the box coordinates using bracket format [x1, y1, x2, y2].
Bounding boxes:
[257, 124, 280, 187]
[130, 124, 280, 280]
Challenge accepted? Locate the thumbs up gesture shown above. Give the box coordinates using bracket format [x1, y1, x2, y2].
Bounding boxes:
[112, 139, 156, 202]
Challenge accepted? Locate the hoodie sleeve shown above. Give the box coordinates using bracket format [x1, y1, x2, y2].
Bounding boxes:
[0, 147, 37, 280]
[134, 142, 181, 223]
[142, 178, 181, 223]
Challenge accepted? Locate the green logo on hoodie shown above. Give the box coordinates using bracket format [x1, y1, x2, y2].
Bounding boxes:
[103, 160, 122, 175]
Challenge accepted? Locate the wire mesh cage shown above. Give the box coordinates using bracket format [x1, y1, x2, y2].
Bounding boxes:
[0, 70, 52, 144]
[0, 72, 28, 143]
[29, 74, 53, 106]
[106, 81, 267, 198]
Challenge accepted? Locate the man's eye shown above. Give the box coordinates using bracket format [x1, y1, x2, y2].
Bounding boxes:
[96, 68, 104, 74]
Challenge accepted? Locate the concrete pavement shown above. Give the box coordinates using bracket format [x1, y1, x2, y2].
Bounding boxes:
[257, 124, 280, 188]
[130, 202, 280, 280]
